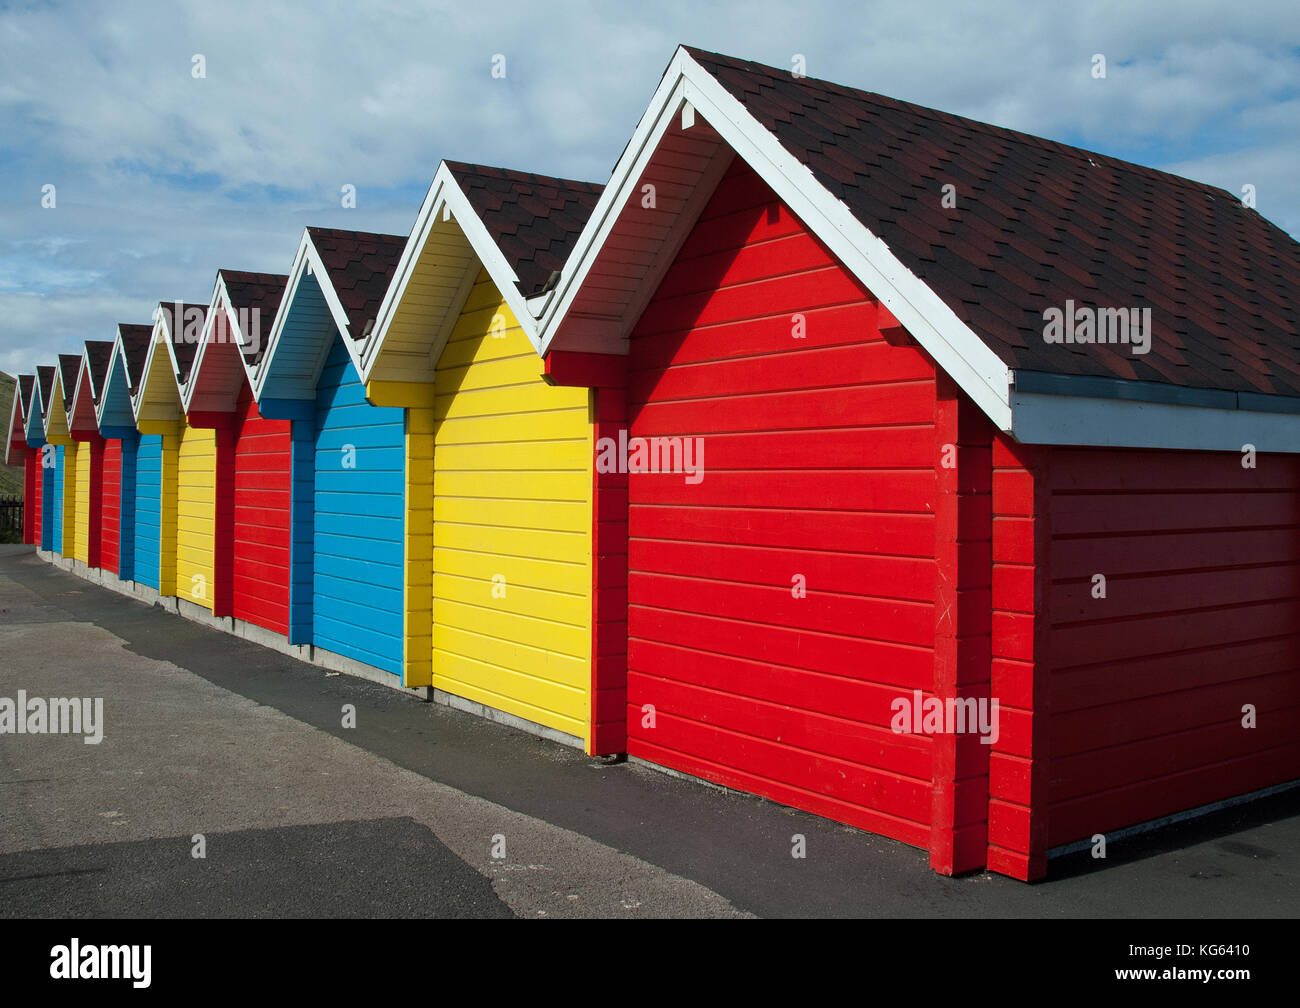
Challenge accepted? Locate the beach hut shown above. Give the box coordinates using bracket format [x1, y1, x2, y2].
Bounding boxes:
[183, 269, 291, 634]
[65, 341, 115, 571]
[5, 374, 35, 544]
[27, 367, 55, 551]
[43, 355, 83, 559]
[254, 228, 407, 679]
[97, 324, 160, 587]
[360, 160, 609, 749]
[133, 302, 208, 603]
[535, 46, 1300, 879]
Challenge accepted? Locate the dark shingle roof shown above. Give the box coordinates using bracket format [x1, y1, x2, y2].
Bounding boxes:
[35, 366, 54, 415]
[160, 302, 208, 383]
[685, 47, 1300, 399]
[84, 340, 114, 401]
[219, 271, 288, 366]
[305, 228, 406, 339]
[118, 324, 154, 394]
[18, 375, 33, 420]
[445, 161, 604, 296]
[56, 354, 81, 406]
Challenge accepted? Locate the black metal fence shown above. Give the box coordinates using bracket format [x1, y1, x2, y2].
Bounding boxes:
[0, 496, 22, 538]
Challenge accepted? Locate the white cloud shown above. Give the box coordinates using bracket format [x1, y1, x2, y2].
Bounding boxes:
[1, 0, 1297, 375]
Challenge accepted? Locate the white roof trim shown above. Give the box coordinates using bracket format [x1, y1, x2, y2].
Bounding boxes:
[253, 229, 367, 400]
[181, 272, 261, 413]
[95, 331, 132, 426]
[537, 46, 1015, 430]
[359, 160, 538, 383]
[131, 307, 186, 422]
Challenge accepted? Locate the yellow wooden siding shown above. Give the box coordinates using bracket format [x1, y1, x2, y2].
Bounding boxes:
[404, 405, 435, 688]
[63, 441, 80, 562]
[74, 441, 91, 564]
[175, 422, 215, 609]
[431, 270, 593, 742]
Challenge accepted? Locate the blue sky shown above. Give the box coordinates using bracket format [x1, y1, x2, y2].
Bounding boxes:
[1, 0, 1298, 377]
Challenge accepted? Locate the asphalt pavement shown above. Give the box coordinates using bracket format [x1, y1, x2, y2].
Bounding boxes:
[2, 544, 1297, 918]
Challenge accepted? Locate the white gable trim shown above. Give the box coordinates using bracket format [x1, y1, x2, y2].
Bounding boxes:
[537, 47, 1015, 429]
[359, 161, 538, 384]
[254, 229, 369, 400]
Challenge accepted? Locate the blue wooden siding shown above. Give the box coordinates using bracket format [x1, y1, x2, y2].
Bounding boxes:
[52, 446, 64, 554]
[40, 458, 55, 551]
[133, 433, 162, 590]
[118, 433, 139, 582]
[311, 337, 404, 675]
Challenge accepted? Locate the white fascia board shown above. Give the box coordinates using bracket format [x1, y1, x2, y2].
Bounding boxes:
[181, 275, 228, 413]
[537, 47, 1015, 430]
[679, 63, 1015, 431]
[41, 369, 63, 438]
[1012, 391, 1300, 454]
[251, 231, 314, 401]
[4, 392, 21, 464]
[67, 352, 94, 432]
[537, 51, 691, 359]
[131, 315, 177, 422]
[360, 162, 534, 381]
[95, 336, 128, 426]
[358, 169, 450, 381]
[301, 236, 367, 380]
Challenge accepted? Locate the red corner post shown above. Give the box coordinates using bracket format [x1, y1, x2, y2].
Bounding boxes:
[986, 434, 1052, 880]
[930, 373, 995, 875]
[544, 350, 629, 758]
[23, 447, 37, 545]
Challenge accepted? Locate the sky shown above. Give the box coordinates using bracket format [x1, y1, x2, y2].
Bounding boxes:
[1, 0, 1298, 378]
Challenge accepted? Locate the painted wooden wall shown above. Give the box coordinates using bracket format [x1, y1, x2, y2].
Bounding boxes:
[176, 421, 216, 610]
[431, 270, 593, 742]
[73, 439, 91, 564]
[623, 160, 938, 848]
[22, 450, 36, 545]
[101, 439, 122, 576]
[1044, 447, 1300, 847]
[30, 449, 43, 547]
[232, 385, 293, 636]
[117, 434, 138, 582]
[133, 433, 163, 590]
[52, 445, 65, 554]
[313, 337, 405, 674]
[61, 441, 78, 560]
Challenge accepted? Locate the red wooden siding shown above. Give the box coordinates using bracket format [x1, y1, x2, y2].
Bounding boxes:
[31, 448, 43, 545]
[101, 439, 122, 575]
[231, 385, 293, 636]
[625, 158, 940, 848]
[1044, 447, 1300, 847]
[987, 436, 1051, 880]
[22, 448, 36, 545]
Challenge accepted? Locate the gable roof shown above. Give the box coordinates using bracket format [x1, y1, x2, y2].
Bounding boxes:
[686, 47, 1300, 402]
[306, 227, 406, 340]
[360, 160, 602, 386]
[97, 324, 154, 431]
[220, 270, 287, 367]
[539, 45, 1300, 452]
[132, 302, 201, 425]
[183, 269, 288, 413]
[444, 161, 604, 297]
[117, 324, 154, 395]
[30, 366, 55, 441]
[17, 375, 33, 423]
[68, 340, 116, 435]
[255, 227, 405, 401]
[4, 373, 33, 465]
